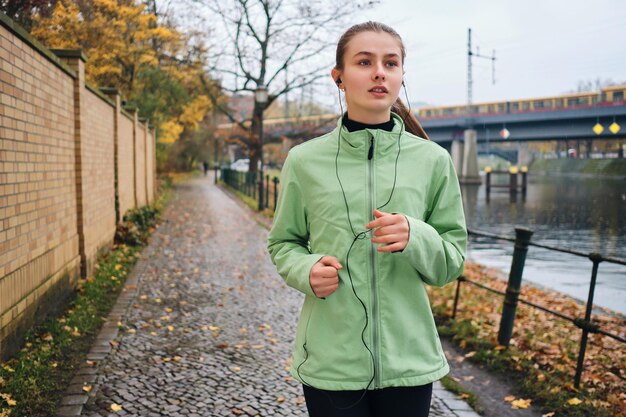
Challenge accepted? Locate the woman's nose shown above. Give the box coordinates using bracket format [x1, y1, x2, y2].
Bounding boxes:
[372, 64, 386, 81]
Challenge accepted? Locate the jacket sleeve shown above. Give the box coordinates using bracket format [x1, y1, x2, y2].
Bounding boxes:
[398, 152, 467, 287]
[267, 152, 323, 297]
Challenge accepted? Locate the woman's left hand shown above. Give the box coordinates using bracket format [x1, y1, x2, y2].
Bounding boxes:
[366, 209, 410, 252]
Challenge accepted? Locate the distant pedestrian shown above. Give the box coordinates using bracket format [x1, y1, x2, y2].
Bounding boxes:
[267, 21, 467, 417]
[202, 161, 209, 176]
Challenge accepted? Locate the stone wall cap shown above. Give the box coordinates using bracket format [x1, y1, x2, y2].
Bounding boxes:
[50, 49, 88, 62]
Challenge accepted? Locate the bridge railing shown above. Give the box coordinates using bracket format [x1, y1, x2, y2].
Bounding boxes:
[454, 227, 625, 389]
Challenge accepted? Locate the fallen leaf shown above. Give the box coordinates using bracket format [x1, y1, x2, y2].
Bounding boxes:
[464, 351, 476, 358]
[110, 341, 119, 347]
[276, 396, 285, 403]
[567, 398, 582, 406]
[460, 393, 470, 399]
[164, 307, 173, 313]
[542, 413, 555, 417]
[110, 403, 123, 411]
[504, 395, 516, 402]
[82, 385, 92, 392]
[217, 342, 230, 349]
[511, 398, 532, 409]
[167, 325, 174, 331]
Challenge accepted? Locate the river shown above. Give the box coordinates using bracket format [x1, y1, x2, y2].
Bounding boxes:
[461, 174, 626, 315]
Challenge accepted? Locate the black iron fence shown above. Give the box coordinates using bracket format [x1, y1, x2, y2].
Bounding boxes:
[456, 227, 625, 388]
[217, 166, 624, 388]
[218, 168, 280, 211]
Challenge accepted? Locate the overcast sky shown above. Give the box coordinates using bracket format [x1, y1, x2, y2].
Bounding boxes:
[355, 0, 626, 106]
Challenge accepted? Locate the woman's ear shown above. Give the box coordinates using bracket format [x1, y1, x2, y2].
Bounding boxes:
[331, 68, 342, 87]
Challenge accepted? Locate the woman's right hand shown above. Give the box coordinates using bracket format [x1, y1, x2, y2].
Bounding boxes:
[309, 256, 343, 298]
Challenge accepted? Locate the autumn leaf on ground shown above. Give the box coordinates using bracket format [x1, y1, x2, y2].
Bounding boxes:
[511, 398, 532, 409]
[276, 396, 285, 403]
[82, 385, 92, 392]
[567, 398, 582, 406]
[464, 351, 476, 358]
[504, 395, 516, 402]
[110, 403, 123, 411]
[167, 325, 174, 331]
[541, 413, 555, 417]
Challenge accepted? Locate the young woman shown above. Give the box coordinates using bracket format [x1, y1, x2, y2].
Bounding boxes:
[267, 21, 467, 417]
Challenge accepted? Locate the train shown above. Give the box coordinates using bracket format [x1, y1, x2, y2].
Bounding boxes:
[415, 84, 626, 119]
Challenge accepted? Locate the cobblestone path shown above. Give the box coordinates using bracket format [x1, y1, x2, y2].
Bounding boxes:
[79, 176, 478, 417]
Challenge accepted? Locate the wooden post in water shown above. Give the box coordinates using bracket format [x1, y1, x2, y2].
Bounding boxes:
[509, 166, 519, 194]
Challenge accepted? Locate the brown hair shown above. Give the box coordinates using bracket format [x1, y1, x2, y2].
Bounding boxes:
[335, 21, 429, 139]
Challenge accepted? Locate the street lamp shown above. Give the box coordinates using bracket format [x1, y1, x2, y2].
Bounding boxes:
[255, 85, 269, 211]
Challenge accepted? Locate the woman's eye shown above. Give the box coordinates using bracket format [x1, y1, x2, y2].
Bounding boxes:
[358, 60, 370, 66]
[386, 61, 399, 67]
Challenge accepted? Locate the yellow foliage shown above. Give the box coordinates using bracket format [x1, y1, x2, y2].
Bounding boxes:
[30, 0, 184, 96]
[158, 120, 183, 144]
[179, 95, 213, 130]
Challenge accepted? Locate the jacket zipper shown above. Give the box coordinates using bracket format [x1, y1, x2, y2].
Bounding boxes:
[367, 132, 381, 388]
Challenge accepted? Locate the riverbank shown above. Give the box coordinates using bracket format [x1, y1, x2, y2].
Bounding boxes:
[530, 158, 626, 177]
[429, 261, 625, 417]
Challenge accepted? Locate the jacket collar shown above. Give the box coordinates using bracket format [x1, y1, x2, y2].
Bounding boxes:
[334, 112, 405, 158]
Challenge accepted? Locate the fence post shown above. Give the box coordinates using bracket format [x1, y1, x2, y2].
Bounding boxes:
[452, 276, 465, 319]
[574, 253, 602, 388]
[214, 166, 218, 184]
[265, 174, 270, 211]
[498, 227, 534, 347]
[273, 177, 279, 210]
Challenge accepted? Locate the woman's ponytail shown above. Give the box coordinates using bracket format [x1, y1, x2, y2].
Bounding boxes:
[392, 98, 429, 140]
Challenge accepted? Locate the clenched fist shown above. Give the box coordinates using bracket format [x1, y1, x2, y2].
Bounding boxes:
[309, 256, 342, 298]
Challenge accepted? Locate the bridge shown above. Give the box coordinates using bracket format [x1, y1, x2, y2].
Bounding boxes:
[216, 87, 626, 178]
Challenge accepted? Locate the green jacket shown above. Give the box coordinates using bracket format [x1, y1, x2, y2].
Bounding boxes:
[267, 113, 467, 391]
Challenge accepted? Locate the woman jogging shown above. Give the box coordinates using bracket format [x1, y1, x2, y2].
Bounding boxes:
[267, 21, 467, 417]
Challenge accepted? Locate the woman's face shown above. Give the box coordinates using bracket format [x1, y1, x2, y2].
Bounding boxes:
[332, 31, 404, 124]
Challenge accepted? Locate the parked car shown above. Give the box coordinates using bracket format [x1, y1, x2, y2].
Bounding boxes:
[230, 159, 250, 172]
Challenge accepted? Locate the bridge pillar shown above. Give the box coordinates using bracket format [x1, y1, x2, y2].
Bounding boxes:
[461, 129, 481, 184]
[517, 141, 532, 167]
[451, 140, 464, 176]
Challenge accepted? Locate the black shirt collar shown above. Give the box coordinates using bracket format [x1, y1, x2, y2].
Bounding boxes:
[342, 113, 394, 133]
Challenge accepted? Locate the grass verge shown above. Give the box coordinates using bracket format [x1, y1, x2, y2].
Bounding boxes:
[0, 171, 196, 417]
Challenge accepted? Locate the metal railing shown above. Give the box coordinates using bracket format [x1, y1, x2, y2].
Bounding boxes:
[218, 168, 280, 211]
[454, 227, 625, 388]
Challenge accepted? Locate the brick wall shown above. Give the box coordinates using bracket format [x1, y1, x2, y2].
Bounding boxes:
[0, 14, 156, 360]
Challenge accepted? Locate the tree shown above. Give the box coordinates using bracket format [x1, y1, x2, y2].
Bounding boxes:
[194, 0, 376, 172]
[27, 0, 225, 171]
[0, 0, 57, 30]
